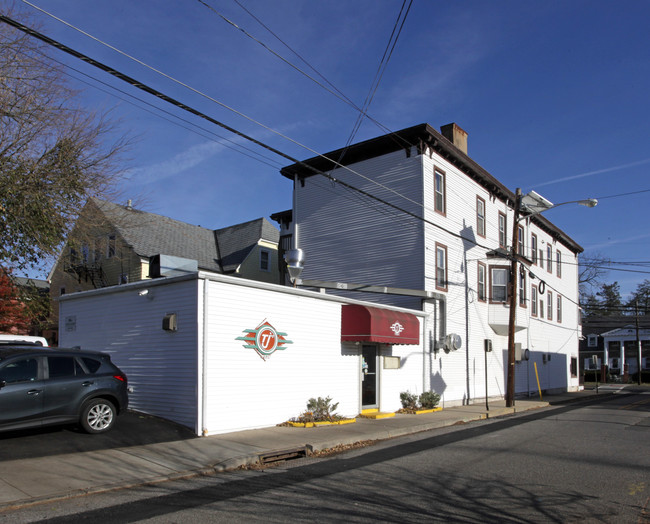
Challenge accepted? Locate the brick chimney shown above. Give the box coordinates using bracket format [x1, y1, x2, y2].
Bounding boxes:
[440, 123, 468, 155]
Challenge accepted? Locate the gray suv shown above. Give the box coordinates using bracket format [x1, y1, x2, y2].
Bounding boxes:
[0, 344, 129, 434]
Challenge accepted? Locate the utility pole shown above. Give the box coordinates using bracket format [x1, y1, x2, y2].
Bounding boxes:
[636, 301, 642, 385]
[506, 188, 522, 407]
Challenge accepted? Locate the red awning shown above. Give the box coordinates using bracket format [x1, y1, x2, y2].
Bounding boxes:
[341, 304, 420, 345]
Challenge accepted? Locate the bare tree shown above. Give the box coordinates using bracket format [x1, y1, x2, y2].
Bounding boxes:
[0, 6, 130, 273]
[579, 252, 611, 299]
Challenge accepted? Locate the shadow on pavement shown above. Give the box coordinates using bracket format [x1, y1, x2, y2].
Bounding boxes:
[0, 410, 196, 461]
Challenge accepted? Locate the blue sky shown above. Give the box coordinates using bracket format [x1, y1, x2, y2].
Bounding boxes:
[11, 0, 650, 299]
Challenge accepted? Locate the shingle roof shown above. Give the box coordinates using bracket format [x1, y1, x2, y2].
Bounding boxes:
[215, 217, 279, 273]
[92, 199, 278, 274]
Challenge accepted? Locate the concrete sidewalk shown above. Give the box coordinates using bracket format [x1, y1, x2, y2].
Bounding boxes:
[0, 389, 619, 510]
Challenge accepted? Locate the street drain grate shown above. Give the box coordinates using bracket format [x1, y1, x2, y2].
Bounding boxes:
[258, 446, 309, 465]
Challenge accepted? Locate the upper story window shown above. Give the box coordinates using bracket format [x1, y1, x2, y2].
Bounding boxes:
[498, 212, 507, 249]
[587, 334, 598, 347]
[477, 262, 486, 302]
[531, 285, 538, 316]
[517, 225, 525, 256]
[260, 249, 270, 272]
[547, 245, 552, 273]
[556, 251, 562, 278]
[434, 169, 446, 215]
[519, 270, 526, 307]
[539, 248, 544, 269]
[107, 234, 116, 259]
[547, 291, 553, 320]
[435, 243, 448, 291]
[490, 266, 508, 303]
[557, 295, 563, 323]
[476, 197, 486, 237]
[531, 234, 538, 264]
[93, 239, 102, 263]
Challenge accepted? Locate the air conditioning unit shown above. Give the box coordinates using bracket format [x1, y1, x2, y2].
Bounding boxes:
[443, 333, 462, 353]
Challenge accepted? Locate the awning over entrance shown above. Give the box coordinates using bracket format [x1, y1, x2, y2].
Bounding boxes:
[341, 304, 420, 345]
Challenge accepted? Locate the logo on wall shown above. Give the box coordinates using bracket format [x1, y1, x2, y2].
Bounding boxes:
[236, 320, 293, 361]
[390, 321, 404, 336]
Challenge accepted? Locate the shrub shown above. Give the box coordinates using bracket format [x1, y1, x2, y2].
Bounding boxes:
[400, 391, 419, 410]
[305, 396, 340, 422]
[419, 391, 440, 409]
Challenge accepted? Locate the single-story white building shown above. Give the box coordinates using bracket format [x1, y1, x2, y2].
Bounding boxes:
[58, 271, 572, 436]
[59, 272, 435, 436]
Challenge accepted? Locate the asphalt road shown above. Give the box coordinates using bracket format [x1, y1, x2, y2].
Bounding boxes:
[0, 411, 196, 461]
[3, 393, 649, 523]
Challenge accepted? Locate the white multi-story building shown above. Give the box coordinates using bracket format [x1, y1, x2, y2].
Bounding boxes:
[279, 123, 584, 402]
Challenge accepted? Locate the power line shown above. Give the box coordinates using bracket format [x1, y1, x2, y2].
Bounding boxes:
[0, 13, 502, 254]
[344, 0, 413, 148]
[20, 1, 434, 215]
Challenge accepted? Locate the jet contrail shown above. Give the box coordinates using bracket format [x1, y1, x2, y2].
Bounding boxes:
[533, 158, 650, 189]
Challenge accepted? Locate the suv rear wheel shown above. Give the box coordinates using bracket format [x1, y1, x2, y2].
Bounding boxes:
[80, 398, 116, 434]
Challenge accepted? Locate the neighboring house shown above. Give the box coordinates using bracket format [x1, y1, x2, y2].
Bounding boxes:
[580, 315, 650, 381]
[278, 122, 584, 402]
[49, 198, 280, 337]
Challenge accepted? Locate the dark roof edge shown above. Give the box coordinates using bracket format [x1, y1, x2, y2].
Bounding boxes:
[280, 123, 583, 254]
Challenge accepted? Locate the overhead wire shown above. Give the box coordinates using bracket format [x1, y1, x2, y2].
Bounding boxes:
[1, 12, 502, 254]
[17, 1, 427, 216]
[344, 0, 413, 149]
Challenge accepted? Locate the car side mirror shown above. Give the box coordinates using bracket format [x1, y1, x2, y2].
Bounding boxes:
[0, 380, 5, 389]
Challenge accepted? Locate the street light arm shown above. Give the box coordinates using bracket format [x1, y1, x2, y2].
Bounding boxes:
[520, 198, 598, 219]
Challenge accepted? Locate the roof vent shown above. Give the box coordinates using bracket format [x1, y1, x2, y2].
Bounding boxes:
[440, 123, 468, 155]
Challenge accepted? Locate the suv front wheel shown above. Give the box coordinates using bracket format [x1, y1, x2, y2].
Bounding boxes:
[80, 398, 116, 434]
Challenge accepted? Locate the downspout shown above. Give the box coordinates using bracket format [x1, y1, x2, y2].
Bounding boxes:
[293, 174, 299, 250]
[201, 277, 209, 436]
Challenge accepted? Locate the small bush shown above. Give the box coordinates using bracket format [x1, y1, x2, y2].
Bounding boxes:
[400, 391, 419, 410]
[419, 391, 440, 409]
[296, 396, 340, 422]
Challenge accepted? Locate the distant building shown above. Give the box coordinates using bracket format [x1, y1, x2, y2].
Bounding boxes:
[580, 315, 650, 381]
[48, 198, 280, 341]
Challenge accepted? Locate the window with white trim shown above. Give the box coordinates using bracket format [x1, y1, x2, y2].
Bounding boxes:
[490, 267, 508, 302]
[434, 169, 446, 215]
[587, 334, 598, 347]
[556, 251, 562, 278]
[531, 285, 538, 316]
[547, 245, 552, 273]
[547, 291, 553, 320]
[476, 197, 486, 237]
[531, 234, 538, 264]
[498, 213, 507, 249]
[557, 295, 562, 323]
[478, 262, 486, 302]
[107, 234, 116, 258]
[519, 270, 526, 307]
[260, 249, 270, 272]
[517, 225, 525, 256]
[436, 244, 447, 291]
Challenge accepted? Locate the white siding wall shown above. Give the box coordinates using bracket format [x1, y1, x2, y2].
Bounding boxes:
[59, 274, 428, 435]
[201, 279, 360, 434]
[378, 337, 428, 412]
[59, 279, 200, 430]
[293, 144, 582, 404]
[296, 149, 424, 310]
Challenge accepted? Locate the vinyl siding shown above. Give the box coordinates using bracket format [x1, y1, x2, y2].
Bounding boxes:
[202, 279, 360, 434]
[296, 149, 424, 309]
[59, 279, 200, 430]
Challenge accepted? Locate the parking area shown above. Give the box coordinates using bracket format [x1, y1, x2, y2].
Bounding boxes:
[0, 411, 196, 461]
